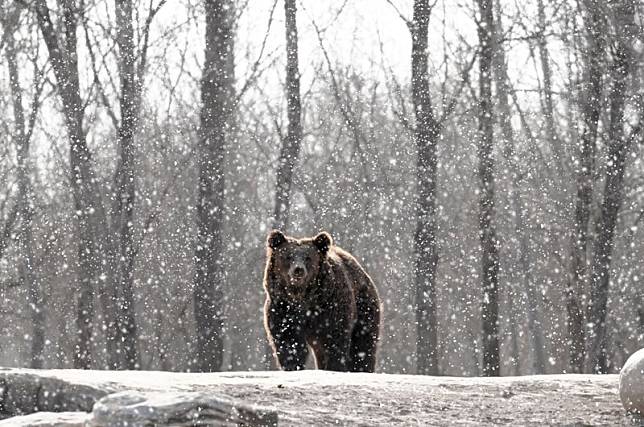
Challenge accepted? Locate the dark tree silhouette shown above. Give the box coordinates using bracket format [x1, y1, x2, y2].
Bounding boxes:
[193, 0, 235, 372]
[3, 5, 45, 369]
[272, 0, 303, 231]
[32, 0, 165, 370]
[113, 0, 140, 370]
[588, 0, 637, 374]
[32, 0, 120, 369]
[567, 0, 606, 374]
[410, 0, 440, 376]
[476, 0, 500, 377]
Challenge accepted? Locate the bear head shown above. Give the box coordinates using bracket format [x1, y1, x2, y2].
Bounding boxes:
[266, 230, 333, 300]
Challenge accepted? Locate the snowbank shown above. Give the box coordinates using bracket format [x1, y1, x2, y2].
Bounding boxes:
[0, 368, 628, 425]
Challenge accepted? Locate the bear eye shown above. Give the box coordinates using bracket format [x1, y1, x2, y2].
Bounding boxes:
[305, 255, 312, 263]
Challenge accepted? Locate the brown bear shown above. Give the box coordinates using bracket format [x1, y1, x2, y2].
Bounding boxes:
[263, 230, 381, 372]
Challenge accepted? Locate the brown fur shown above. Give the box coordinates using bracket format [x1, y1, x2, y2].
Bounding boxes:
[263, 230, 381, 372]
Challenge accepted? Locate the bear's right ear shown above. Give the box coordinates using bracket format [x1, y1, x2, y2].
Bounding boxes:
[267, 230, 286, 249]
[313, 231, 333, 254]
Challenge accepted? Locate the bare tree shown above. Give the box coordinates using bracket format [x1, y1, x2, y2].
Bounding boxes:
[30, 0, 166, 370]
[3, 4, 46, 368]
[112, 0, 141, 370]
[384, 0, 476, 375]
[492, 1, 546, 374]
[193, 0, 235, 372]
[111, 0, 167, 371]
[272, 0, 302, 231]
[31, 0, 119, 369]
[567, 0, 606, 373]
[82, 0, 166, 370]
[476, 0, 500, 377]
[410, 0, 440, 376]
[588, 0, 637, 374]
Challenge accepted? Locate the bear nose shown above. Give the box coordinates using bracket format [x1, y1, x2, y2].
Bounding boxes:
[292, 266, 305, 277]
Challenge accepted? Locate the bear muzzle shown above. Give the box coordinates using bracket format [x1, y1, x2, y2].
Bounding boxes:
[288, 265, 307, 282]
[287, 267, 307, 300]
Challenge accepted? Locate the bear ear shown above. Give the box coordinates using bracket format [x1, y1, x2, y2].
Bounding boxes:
[267, 230, 286, 249]
[313, 231, 333, 254]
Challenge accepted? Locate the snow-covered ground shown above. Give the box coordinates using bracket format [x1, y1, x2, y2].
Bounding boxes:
[0, 368, 630, 425]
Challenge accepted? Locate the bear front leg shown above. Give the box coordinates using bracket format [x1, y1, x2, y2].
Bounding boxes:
[322, 341, 349, 372]
[273, 334, 308, 371]
[265, 299, 308, 371]
[317, 335, 351, 372]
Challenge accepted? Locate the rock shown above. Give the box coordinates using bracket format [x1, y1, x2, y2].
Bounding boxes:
[0, 370, 110, 414]
[620, 348, 644, 414]
[89, 390, 278, 426]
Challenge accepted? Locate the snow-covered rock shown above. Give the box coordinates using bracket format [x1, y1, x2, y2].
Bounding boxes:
[89, 390, 277, 426]
[0, 370, 110, 414]
[620, 348, 644, 414]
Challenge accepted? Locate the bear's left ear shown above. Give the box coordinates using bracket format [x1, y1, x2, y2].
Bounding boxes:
[267, 230, 286, 249]
[313, 231, 333, 254]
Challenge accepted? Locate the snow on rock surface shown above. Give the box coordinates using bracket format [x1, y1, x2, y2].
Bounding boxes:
[620, 348, 644, 415]
[90, 390, 277, 426]
[0, 368, 630, 425]
[0, 411, 90, 427]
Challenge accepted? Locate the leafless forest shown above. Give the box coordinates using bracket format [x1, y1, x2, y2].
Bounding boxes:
[0, 0, 643, 377]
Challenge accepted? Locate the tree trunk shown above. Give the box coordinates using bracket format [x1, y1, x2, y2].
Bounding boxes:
[193, 0, 235, 372]
[411, 0, 440, 376]
[588, 0, 635, 374]
[536, 0, 564, 175]
[5, 10, 46, 369]
[272, 0, 302, 231]
[32, 0, 120, 369]
[492, 2, 546, 374]
[476, 0, 500, 377]
[567, 0, 606, 373]
[113, 0, 141, 370]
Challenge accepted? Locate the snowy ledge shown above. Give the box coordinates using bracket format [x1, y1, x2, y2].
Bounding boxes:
[0, 368, 629, 426]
